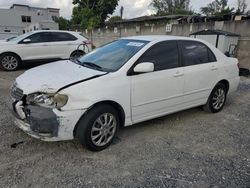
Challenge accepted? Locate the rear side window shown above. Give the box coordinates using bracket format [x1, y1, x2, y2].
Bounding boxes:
[50, 32, 77, 42]
[138, 41, 179, 71]
[208, 48, 216, 62]
[181, 41, 216, 66]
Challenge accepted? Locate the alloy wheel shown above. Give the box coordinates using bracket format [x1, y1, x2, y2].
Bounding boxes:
[212, 88, 225, 110]
[91, 113, 117, 147]
[1, 56, 18, 70]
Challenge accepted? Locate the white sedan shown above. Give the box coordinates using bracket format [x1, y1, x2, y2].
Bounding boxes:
[0, 30, 91, 71]
[11, 36, 240, 151]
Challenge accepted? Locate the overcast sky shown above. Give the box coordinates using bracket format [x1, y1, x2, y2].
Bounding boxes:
[0, 0, 249, 19]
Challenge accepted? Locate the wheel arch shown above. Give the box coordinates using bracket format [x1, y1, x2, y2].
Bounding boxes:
[0, 51, 22, 62]
[217, 79, 230, 93]
[73, 100, 126, 137]
[70, 50, 85, 57]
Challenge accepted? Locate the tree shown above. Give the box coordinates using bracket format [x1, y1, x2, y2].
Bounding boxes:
[236, 0, 247, 13]
[151, 0, 193, 15]
[72, 0, 119, 29]
[108, 16, 122, 23]
[72, 7, 101, 30]
[55, 17, 70, 30]
[201, 0, 234, 16]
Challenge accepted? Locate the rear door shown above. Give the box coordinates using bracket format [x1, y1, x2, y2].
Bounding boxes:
[48, 32, 78, 59]
[130, 40, 185, 123]
[180, 40, 219, 105]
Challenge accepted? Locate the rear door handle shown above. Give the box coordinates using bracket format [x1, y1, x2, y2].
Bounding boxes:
[210, 65, 218, 70]
[173, 71, 184, 77]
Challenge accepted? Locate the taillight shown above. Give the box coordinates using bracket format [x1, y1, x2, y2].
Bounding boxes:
[237, 63, 240, 69]
[83, 40, 92, 45]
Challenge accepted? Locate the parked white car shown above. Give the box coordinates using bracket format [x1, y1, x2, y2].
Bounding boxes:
[11, 36, 240, 151]
[0, 36, 17, 43]
[0, 30, 91, 71]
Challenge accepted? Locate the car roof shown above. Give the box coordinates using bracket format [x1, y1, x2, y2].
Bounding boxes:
[122, 35, 199, 42]
[31, 30, 78, 34]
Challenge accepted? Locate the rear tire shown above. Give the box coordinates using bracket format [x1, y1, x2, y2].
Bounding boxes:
[70, 50, 85, 59]
[76, 104, 119, 151]
[203, 83, 227, 113]
[0, 53, 21, 71]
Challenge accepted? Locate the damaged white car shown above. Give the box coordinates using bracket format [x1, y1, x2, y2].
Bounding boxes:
[11, 36, 240, 151]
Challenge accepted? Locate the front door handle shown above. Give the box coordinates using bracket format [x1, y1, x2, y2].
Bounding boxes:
[173, 71, 184, 77]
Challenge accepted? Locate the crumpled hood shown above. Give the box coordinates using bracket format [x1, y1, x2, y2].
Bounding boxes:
[16, 60, 106, 94]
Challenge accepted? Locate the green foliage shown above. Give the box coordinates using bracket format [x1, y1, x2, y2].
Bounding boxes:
[72, 7, 101, 29]
[55, 17, 70, 30]
[151, 0, 193, 15]
[201, 0, 234, 16]
[108, 16, 122, 23]
[72, 0, 119, 29]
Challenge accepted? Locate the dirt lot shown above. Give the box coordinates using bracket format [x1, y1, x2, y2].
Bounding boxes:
[0, 68, 249, 188]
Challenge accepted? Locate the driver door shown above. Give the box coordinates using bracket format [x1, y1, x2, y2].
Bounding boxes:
[130, 40, 185, 123]
[18, 32, 52, 61]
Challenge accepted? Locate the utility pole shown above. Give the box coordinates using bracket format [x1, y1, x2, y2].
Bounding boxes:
[119, 6, 124, 38]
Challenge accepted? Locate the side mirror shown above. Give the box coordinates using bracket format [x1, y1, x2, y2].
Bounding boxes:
[133, 62, 154, 73]
[22, 39, 31, 43]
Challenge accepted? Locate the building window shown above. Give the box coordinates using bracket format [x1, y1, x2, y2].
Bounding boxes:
[21, 16, 31, 23]
[27, 16, 31, 23]
[52, 16, 58, 21]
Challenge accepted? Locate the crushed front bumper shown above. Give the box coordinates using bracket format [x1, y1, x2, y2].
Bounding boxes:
[14, 118, 62, 141]
[11, 101, 86, 142]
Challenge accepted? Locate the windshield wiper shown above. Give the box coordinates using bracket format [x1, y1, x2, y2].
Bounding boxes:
[71, 60, 110, 72]
[82, 62, 102, 69]
[69, 58, 81, 65]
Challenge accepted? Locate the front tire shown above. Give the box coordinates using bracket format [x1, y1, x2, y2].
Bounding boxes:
[76, 104, 119, 151]
[0, 53, 21, 71]
[203, 83, 227, 113]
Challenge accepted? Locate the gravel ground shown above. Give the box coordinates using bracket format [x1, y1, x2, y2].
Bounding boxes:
[0, 68, 249, 188]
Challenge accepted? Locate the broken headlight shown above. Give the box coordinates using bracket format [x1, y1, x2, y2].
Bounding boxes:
[27, 93, 68, 109]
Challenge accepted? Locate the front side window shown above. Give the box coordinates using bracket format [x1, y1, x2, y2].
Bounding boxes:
[77, 39, 149, 72]
[181, 41, 216, 66]
[23, 32, 50, 43]
[137, 41, 179, 71]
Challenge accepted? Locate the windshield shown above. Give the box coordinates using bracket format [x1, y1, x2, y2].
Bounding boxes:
[78, 39, 149, 72]
[6, 36, 17, 41]
[8, 32, 33, 42]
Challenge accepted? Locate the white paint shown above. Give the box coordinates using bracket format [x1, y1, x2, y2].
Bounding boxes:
[13, 35, 240, 141]
[16, 60, 104, 94]
[0, 30, 90, 61]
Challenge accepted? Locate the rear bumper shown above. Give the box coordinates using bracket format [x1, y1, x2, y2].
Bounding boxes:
[228, 77, 240, 94]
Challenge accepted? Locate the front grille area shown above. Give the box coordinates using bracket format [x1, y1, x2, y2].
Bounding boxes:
[11, 83, 24, 100]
